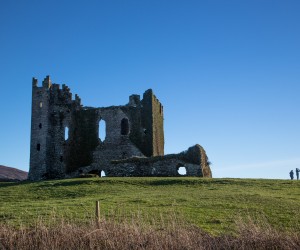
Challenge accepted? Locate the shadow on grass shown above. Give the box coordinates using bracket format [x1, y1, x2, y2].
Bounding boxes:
[0, 180, 31, 188]
[148, 179, 197, 186]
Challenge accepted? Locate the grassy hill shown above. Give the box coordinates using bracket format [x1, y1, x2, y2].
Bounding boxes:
[0, 165, 28, 182]
[0, 177, 299, 234]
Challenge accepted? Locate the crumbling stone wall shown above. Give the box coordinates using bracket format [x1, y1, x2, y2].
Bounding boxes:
[67, 145, 212, 178]
[28, 76, 212, 181]
[108, 145, 211, 177]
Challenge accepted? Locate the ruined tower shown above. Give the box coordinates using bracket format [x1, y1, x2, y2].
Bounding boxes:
[29, 76, 81, 180]
[29, 76, 211, 181]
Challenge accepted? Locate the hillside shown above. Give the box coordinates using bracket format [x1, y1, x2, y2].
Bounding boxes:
[0, 165, 28, 182]
[0, 177, 299, 234]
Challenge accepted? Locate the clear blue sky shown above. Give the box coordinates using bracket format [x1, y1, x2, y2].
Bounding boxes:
[0, 0, 299, 179]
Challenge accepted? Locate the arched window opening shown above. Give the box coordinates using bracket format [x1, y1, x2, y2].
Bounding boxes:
[39, 123, 42, 129]
[178, 167, 187, 176]
[99, 120, 106, 141]
[60, 156, 63, 162]
[121, 118, 129, 135]
[39, 102, 43, 108]
[37, 143, 41, 151]
[101, 170, 106, 177]
[65, 127, 69, 140]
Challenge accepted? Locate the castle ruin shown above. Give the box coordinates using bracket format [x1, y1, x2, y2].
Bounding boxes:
[28, 76, 212, 180]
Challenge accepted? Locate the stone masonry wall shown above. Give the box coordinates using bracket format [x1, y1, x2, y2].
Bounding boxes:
[67, 144, 211, 178]
[29, 76, 82, 180]
[64, 108, 99, 173]
[140, 90, 164, 157]
[108, 144, 211, 177]
[69, 144, 212, 178]
[28, 77, 51, 180]
[90, 106, 145, 173]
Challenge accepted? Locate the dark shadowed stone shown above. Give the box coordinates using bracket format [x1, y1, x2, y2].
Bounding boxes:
[183, 144, 203, 165]
[183, 144, 212, 178]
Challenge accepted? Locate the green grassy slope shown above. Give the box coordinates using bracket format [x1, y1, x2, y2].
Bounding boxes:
[0, 177, 299, 234]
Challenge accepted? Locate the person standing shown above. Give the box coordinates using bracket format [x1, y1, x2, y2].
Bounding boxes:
[289, 170, 294, 180]
[296, 168, 300, 180]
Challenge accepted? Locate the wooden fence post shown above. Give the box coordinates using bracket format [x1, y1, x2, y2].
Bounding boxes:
[96, 201, 100, 223]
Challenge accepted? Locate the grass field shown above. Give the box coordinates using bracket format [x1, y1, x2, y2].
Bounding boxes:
[1, 177, 299, 235]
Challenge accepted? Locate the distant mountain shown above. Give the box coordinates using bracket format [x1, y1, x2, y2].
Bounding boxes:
[0, 165, 28, 182]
